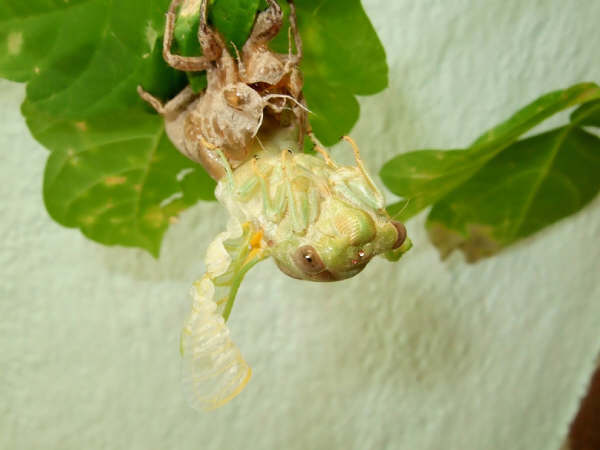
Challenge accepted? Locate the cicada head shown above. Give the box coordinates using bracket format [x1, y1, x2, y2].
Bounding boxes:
[272, 196, 410, 282]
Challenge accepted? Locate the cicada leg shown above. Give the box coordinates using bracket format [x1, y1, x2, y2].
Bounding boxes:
[326, 136, 386, 211]
[252, 159, 287, 222]
[162, 0, 216, 71]
[308, 131, 336, 168]
[332, 177, 384, 212]
[137, 85, 196, 115]
[210, 145, 260, 201]
[341, 136, 384, 206]
[211, 222, 267, 320]
[280, 150, 320, 234]
[286, 1, 302, 65]
[197, 0, 224, 61]
[246, 0, 283, 47]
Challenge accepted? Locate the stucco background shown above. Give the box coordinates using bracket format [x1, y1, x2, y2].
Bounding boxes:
[1, 1, 600, 449]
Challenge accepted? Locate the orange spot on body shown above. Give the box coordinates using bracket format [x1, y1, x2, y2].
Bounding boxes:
[249, 229, 264, 249]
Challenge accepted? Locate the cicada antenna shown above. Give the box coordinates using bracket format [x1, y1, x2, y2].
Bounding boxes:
[390, 199, 411, 220]
[263, 94, 312, 115]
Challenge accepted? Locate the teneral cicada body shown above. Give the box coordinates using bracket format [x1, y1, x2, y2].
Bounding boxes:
[216, 129, 410, 282]
[178, 129, 411, 409]
[138, 0, 411, 410]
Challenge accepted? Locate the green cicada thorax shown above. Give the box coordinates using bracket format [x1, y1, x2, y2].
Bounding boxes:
[214, 129, 411, 282]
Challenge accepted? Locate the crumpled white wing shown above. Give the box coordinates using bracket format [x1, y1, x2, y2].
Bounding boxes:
[181, 276, 252, 411]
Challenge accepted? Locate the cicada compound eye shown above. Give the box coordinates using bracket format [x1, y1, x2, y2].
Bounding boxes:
[294, 245, 326, 275]
[391, 221, 407, 249]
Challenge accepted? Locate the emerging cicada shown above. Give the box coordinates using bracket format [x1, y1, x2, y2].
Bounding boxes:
[138, 0, 411, 410]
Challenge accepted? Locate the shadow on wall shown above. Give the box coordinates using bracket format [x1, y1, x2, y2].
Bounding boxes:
[256, 250, 475, 405]
[328, 273, 473, 392]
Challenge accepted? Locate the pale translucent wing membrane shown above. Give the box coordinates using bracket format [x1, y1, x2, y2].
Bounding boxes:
[181, 219, 267, 410]
[205, 217, 243, 277]
[181, 277, 252, 411]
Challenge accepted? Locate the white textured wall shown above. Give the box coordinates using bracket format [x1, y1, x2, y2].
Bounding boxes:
[2, 1, 600, 449]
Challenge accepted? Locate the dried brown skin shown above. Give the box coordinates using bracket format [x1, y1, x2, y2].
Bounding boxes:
[240, 0, 305, 126]
[138, 0, 306, 181]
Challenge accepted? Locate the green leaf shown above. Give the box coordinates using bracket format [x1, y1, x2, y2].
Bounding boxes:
[0, 0, 219, 256]
[173, 0, 260, 92]
[210, 0, 260, 49]
[303, 80, 360, 146]
[269, 0, 388, 146]
[0, 0, 172, 119]
[381, 83, 600, 221]
[139, 35, 189, 103]
[426, 101, 600, 261]
[0, 1, 79, 82]
[23, 100, 216, 256]
[571, 100, 600, 127]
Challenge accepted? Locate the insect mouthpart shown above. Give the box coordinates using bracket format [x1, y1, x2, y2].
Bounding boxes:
[351, 248, 368, 265]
